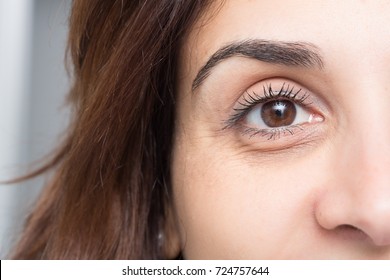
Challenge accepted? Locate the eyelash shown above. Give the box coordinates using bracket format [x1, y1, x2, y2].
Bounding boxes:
[223, 83, 312, 140]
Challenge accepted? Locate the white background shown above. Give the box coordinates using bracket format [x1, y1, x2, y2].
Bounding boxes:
[0, 0, 71, 258]
[2, 260, 390, 280]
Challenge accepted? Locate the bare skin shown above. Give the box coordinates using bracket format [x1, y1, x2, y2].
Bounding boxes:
[170, 0, 390, 259]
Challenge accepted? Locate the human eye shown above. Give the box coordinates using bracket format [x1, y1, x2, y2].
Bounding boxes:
[223, 81, 325, 144]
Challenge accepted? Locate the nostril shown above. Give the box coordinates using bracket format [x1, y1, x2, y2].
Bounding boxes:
[337, 224, 359, 231]
[335, 224, 369, 242]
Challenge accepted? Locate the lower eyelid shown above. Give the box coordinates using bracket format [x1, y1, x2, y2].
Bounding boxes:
[240, 123, 305, 140]
[228, 107, 325, 148]
[234, 122, 325, 153]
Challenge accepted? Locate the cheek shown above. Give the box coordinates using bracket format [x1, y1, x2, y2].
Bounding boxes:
[171, 132, 326, 259]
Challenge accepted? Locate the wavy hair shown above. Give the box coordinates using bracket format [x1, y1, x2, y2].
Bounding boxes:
[12, 0, 211, 259]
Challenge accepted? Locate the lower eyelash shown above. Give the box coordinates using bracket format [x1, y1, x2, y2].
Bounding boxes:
[241, 124, 304, 140]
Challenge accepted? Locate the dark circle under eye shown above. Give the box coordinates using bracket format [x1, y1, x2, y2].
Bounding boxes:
[261, 100, 297, 127]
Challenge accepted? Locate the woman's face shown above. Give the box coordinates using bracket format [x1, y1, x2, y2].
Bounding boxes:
[171, 0, 390, 259]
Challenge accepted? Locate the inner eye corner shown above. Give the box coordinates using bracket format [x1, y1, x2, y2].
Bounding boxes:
[309, 113, 325, 124]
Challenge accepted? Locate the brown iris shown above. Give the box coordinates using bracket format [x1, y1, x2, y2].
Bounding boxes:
[261, 100, 297, 127]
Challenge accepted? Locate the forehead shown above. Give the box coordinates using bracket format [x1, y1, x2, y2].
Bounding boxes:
[184, 0, 390, 45]
[178, 0, 390, 85]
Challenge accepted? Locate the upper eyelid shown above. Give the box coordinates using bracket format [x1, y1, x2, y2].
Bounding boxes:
[238, 84, 310, 111]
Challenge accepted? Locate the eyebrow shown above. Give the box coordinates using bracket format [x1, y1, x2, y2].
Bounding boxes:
[191, 39, 324, 91]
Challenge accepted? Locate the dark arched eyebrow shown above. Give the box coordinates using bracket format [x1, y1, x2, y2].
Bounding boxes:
[191, 39, 324, 91]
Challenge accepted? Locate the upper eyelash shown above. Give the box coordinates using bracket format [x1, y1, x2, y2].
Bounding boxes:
[222, 83, 310, 130]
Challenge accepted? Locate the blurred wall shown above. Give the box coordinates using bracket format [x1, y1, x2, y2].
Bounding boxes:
[0, 0, 71, 258]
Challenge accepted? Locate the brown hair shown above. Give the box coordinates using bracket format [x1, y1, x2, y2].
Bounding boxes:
[12, 0, 211, 259]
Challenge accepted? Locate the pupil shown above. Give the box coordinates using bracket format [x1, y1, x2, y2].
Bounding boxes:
[261, 100, 297, 127]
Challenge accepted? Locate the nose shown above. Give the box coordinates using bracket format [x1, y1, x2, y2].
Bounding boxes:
[315, 112, 390, 246]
